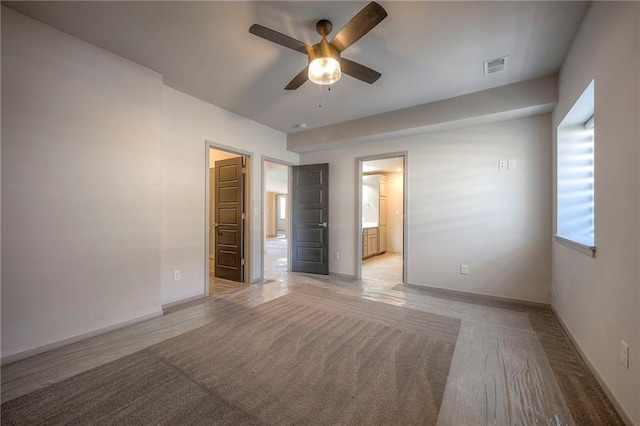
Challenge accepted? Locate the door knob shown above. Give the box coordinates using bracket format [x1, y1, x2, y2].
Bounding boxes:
[317, 222, 328, 227]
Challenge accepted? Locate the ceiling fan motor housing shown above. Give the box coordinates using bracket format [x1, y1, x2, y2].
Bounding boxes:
[309, 35, 340, 63]
[316, 19, 333, 37]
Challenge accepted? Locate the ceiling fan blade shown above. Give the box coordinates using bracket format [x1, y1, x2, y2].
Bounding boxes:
[330, 2, 388, 53]
[285, 66, 309, 90]
[340, 58, 381, 84]
[249, 24, 309, 54]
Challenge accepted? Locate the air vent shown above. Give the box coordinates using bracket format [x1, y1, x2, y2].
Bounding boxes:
[483, 56, 508, 76]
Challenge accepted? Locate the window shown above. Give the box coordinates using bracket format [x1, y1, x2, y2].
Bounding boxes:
[556, 80, 595, 256]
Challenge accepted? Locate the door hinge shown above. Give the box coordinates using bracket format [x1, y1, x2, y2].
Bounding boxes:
[241, 167, 246, 174]
[242, 213, 245, 220]
[241, 259, 245, 265]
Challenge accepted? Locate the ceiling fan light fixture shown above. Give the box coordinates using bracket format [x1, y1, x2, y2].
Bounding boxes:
[249, 2, 387, 90]
[308, 57, 341, 85]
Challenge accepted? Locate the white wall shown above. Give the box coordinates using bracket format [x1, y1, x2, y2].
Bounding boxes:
[551, 3, 640, 424]
[1, 5, 4, 346]
[161, 87, 298, 304]
[1, 8, 163, 359]
[302, 114, 552, 303]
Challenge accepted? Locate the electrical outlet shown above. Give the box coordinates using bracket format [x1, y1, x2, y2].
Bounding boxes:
[620, 341, 629, 368]
[460, 264, 468, 275]
[508, 159, 517, 169]
[173, 270, 181, 281]
[498, 160, 507, 170]
[334, 251, 340, 260]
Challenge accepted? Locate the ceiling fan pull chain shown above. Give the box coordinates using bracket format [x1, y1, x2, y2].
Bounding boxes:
[318, 85, 323, 108]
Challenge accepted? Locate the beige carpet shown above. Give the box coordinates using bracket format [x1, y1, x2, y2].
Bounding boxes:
[1, 288, 460, 425]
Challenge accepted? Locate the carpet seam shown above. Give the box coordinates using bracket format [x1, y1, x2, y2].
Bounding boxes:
[143, 348, 262, 423]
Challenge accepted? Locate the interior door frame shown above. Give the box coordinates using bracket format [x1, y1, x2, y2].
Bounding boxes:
[355, 152, 408, 282]
[205, 141, 252, 296]
[261, 156, 294, 281]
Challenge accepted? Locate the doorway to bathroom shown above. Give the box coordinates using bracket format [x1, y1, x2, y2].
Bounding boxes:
[358, 154, 406, 285]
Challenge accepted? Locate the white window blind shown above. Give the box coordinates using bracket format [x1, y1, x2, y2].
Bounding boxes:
[557, 121, 594, 246]
[556, 80, 595, 252]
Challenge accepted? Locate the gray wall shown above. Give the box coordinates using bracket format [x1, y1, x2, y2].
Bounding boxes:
[2, 8, 163, 359]
[301, 114, 552, 304]
[551, 3, 640, 424]
[161, 87, 297, 304]
[1, 8, 299, 360]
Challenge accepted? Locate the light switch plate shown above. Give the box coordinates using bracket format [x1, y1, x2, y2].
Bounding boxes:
[620, 341, 629, 368]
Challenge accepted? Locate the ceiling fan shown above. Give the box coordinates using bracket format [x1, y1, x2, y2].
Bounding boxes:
[249, 2, 388, 90]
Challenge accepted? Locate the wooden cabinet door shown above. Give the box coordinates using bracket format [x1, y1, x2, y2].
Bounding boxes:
[368, 229, 378, 256]
[379, 176, 387, 198]
[379, 197, 387, 253]
[363, 229, 368, 258]
[379, 197, 387, 226]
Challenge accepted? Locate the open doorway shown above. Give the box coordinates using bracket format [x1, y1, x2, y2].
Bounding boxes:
[263, 160, 289, 279]
[358, 155, 406, 285]
[207, 146, 251, 297]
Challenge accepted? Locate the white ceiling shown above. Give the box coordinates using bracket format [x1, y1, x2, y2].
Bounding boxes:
[3, 1, 590, 134]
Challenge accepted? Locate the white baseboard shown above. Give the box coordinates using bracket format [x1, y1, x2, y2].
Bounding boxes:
[1, 310, 163, 366]
[161, 293, 207, 311]
[330, 272, 356, 280]
[403, 282, 550, 308]
[551, 306, 635, 426]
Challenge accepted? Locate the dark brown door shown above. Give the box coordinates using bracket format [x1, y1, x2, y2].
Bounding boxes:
[214, 157, 244, 282]
[291, 163, 329, 274]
